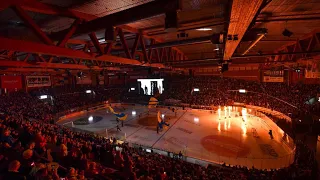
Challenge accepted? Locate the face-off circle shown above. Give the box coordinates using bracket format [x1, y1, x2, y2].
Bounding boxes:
[201, 135, 250, 157]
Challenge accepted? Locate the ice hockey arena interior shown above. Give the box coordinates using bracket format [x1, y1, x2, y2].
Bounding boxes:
[1, 0, 320, 180]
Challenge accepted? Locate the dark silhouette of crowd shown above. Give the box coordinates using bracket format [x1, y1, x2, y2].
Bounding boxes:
[0, 76, 319, 179]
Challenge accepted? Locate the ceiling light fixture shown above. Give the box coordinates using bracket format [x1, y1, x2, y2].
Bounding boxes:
[98, 39, 106, 43]
[196, 28, 212, 31]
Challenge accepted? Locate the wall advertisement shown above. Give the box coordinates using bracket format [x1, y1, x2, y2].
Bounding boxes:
[263, 76, 284, 82]
[263, 70, 284, 82]
[26, 76, 51, 87]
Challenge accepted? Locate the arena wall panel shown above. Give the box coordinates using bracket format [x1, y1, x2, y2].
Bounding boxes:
[0, 75, 23, 91]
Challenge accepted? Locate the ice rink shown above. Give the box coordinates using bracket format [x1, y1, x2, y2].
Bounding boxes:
[58, 105, 295, 170]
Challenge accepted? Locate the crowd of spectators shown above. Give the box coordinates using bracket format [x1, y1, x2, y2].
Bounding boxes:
[0, 76, 319, 179]
[0, 91, 53, 122]
[161, 76, 319, 116]
[0, 112, 317, 180]
[29, 86, 126, 115]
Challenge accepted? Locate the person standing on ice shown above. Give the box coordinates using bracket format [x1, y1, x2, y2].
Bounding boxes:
[157, 111, 169, 131]
[116, 124, 121, 131]
[108, 105, 127, 127]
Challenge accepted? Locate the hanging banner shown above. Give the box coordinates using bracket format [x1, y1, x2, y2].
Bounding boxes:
[263, 76, 284, 82]
[0, 76, 23, 90]
[26, 76, 51, 87]
[263, 70, 284, 82]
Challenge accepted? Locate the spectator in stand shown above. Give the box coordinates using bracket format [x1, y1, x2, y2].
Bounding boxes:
[1, 160, 26, 180]
[1, 128, 14, 148]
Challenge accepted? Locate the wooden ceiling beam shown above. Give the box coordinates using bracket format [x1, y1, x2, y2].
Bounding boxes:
[58, 19, 82, 47]
[0, 0, 186, 61]
[12, 5, 54, 45]
[224, 0, 264, 60]
[269, 29, 320, 62]
[88, 32, 104, 55]
[49, 0, 181, 40]
[0, 61, 121, 71]
[139, 35, 148, 63]
[118, 25, 186, 59]
[0, 37, 165, 68]
[131, 33, 140, 58]
[65, 39, 91, 45]
[0, 0, 96, 20]
[118, 28, 132, 59]
[0, 0, 32, 10]
[4, 68, 55, 72]
[141, 17, 225, 34]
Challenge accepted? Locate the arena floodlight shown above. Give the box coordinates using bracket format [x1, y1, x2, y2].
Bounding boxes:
[88, 116, 93, 121]
[132, 111, 136, 115]
[161, 114, 165, 118]
[86, 90, 92, 94]
[239, 89, 246, 93]
[39, 95, 48, 99]
[130, 88, 135, 91]
[193, 88, 200, 92]
[196, 28, 212, 31]
[98, 39, 106, 43]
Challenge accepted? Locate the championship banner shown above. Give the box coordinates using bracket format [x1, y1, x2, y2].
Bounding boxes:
[263, 70, 284, 82]
[0, 76, 23, 90]
[26, 76, 51, 87]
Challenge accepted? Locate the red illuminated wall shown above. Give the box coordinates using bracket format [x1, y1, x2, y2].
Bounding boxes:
[108, 75, 125, 86]
[289, 70, 320, 84]
[0, 76, 23, 91]
[289, 70, 303, 84]
[195, 70, 260, 81]
[223, 70, 260, 81]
